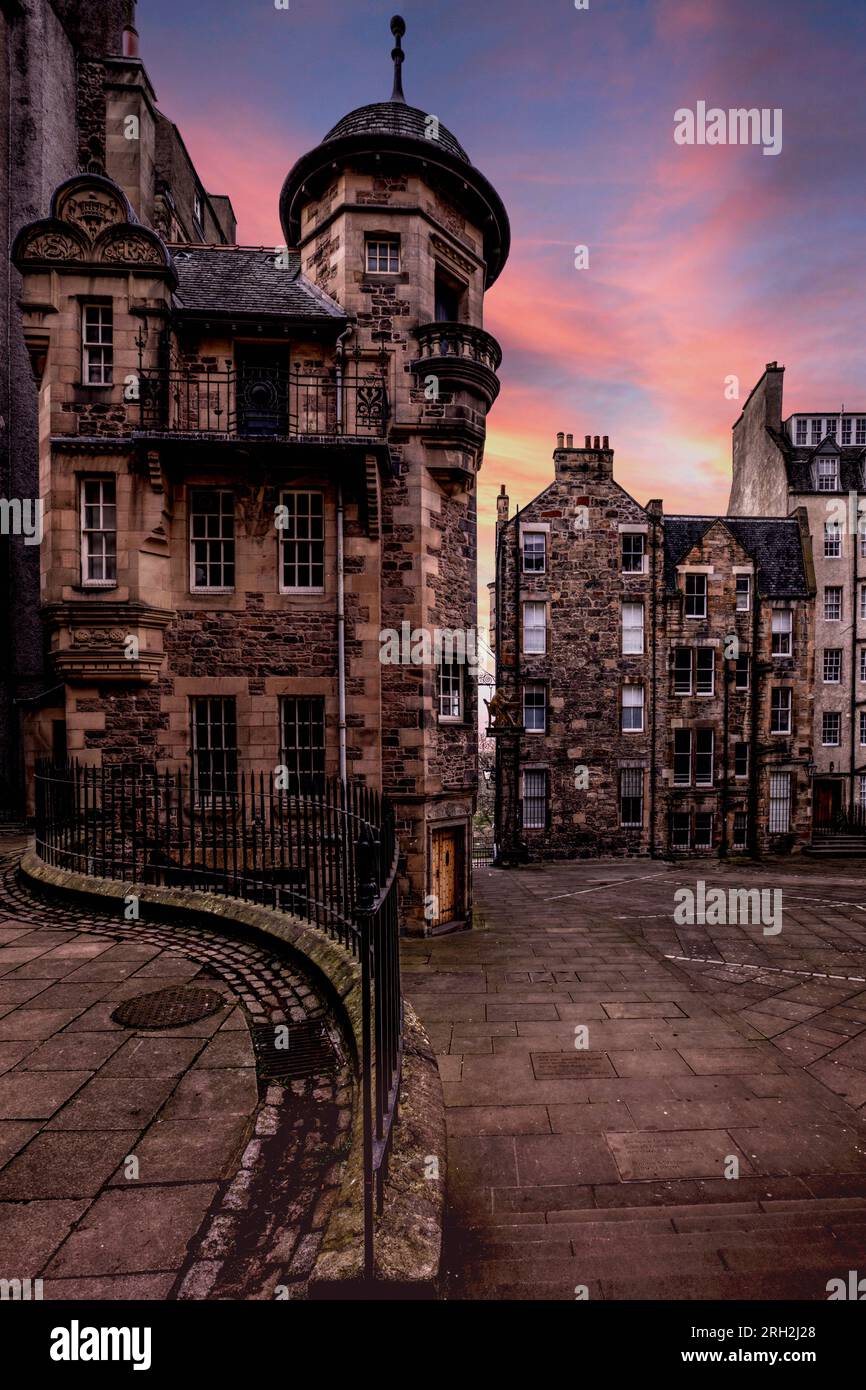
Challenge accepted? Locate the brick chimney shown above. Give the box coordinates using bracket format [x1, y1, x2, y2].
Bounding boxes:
[553, 431, 614, 482]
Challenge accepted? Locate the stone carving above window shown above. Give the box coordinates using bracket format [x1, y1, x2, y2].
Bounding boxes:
[56, 186, 125, 239]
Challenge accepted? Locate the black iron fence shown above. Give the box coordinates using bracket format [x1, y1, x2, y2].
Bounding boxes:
[34, 760, 401, 1279]
[136, 362, 389, 439]
[813, 799, 866, 837]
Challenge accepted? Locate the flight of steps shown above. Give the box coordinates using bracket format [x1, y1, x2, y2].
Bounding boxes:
[806, 835, 866, 857]
[446, 1196, 866, 1300]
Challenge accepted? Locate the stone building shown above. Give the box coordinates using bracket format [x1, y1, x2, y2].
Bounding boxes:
[492, 433, 816, 858]
[0, 0, 233, 813]
[729, 364, 866, 834]
[10, 16, 509, 933]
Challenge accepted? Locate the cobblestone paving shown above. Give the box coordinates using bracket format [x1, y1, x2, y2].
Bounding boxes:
[403, 859, 866, 1301]
[0, 841, 351, 1300]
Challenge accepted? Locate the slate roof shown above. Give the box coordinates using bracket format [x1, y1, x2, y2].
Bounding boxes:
[170, 246, 346, 321]
[663, 516, 809, 597]
[785, 446, 866, 493]
[322, 101, 469, 162]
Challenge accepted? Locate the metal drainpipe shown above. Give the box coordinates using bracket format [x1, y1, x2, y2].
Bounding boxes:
[335, 323, 354, 783]
[649, 515, 658, 857]
[850, 493, 859, 814]
[748, 582, 760, 855]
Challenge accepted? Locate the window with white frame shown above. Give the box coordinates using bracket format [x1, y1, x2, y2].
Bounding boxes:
[795, 418, 807, 445]
[694, 812, 713, 848]
[735, 653, 750, 690]
[823, 648, 842, 683]
[734, 742, 749, 778]
[279, 696, 326, 792]
[673, 647, 692, 695]
[810, 417, 823, 445]
[365, 236, 400, 273]
[437, 661, 463, 720]
[619, 768, 643, 827]
[673, 729, 691, 785]
[621, 684, 644, 732]
[816, 456, 839, 491]
[770, 686, 792, 734]
[521, 769, 547, 830]
[695, 728, 714, 786]
[861, 648, 866, 683]
[858, 418, 866, 446]
[822, 711, 841, 746]
[82, 304, 113, 385]
[193, 189, 203, 228]
[522, 532, 546, 573]
[522, 683, 546, 733]
[280, 491, 324, 592]
[860, 774, 866, 808]
[860, 711, 866, 747]
[622, 601, 644, 654]
[824, 586, 843, 621]
[621, 532, 645, 573]
[522, 601, 546, 654]
[735, 574, 751, 610]
[80, 476, 117, 586]
[824, 521, 842, 558]
[695, 648, 714, 695]
[860, 584, 866, 621]
[670, 812, 690, 849]
[684, 573, 707, 618]
[769, 771, 791, 833]
[860, 520, 866, 559]
[772, 608, 793, 655]
[191, 696, 238, 797]
[190, 489, 235, 591]
[842, 417, 852, 445]
[732, 811, 748, 849]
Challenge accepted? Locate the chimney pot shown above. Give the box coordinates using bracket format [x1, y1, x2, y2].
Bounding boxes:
[584, 435, 591, 448]
[566, 433, 573, 448]
[556, 432, 565, 448]
[602, 435, 609, 449]
[593, 435, 600, 449]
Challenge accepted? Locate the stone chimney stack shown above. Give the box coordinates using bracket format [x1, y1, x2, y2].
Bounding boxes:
[496, 482, 510, 534]
[553, 432, 614, 482]
[646, 498, 664, 517]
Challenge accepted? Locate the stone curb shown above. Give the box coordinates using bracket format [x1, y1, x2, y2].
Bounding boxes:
[19, 849, 445, 1297]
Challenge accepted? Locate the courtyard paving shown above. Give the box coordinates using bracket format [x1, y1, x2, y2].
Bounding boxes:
[403, 857, 866, 1300]
[0, 839, 351, 1300]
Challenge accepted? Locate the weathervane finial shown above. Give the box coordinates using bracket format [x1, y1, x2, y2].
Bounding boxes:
[390, 15, 406, 102]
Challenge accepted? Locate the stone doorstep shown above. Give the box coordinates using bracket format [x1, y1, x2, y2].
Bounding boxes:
[20, 849, 446, 1299]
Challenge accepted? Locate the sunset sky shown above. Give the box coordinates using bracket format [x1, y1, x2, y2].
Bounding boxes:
[140, 0, 866, 624]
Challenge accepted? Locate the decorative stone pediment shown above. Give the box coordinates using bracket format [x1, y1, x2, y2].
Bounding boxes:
[12, 174, 176, 285]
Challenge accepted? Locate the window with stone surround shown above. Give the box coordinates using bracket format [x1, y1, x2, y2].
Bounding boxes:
[695, 648, 714, 695]
[734, 742, 749, 778]
[437, 661, 463, 721]
[735, 653, 750, 690]
[770, 686, 792, 734]
[824, 586, 843, 621]
[861, 648, 866, 683]
[694, 812, 713, 848]
[622, 602, 644, 654]
[695, 728, 714, 786]
[191, 696, 238, 798]
[190, 489, 235, 592]
[621, 684, 644, 732]
[860, 584, 866, 621]
[823, 648, 842, 683]
[822, 711, 841, 746]
[619, 768, 643, 827]
[860, 711, 866, 747]
[365, 236, 400, 273]
[670, 812, 690, 849]
[732, 811, 748, 849]
[621, 532, 645, 573]
[82, 303, 113, 385]
[521, 769, 547, 830]
[735, 575, 751, 611]
[772, 608, 793, 655]
[522, 532, 546, 574]
[80, 476, 117, 587]
[772, 686, 795, 733]
[279, 696, 326, 792]
[522, 601, 546, 654]
[522, 683, 546, 733]
[769, 772, 791, 833]
[824, 521, 842, 558]
[673, 647, 692, 694]
[684, 573, 707, 619]
[673, 729, 691, 785]
[279, 490, 324, 592]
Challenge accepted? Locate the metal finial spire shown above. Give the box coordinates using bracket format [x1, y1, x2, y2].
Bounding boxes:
[390, 15, 406, 102]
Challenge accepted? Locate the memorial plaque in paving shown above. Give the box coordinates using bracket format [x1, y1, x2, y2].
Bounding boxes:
[531, 1052, 614, 1078]
[111, 985, 226, 1030]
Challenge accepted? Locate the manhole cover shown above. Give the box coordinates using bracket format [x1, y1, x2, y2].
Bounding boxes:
[250, 1020, 337, 1080]
[111, 985, 226, 1030]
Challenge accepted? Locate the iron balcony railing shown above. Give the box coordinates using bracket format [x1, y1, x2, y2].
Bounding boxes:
[34, 759, 401, 1281]
[136, 362, 389, 439]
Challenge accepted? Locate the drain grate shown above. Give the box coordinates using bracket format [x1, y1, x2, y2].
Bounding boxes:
[111, 985, 226, 1030]
[250, 1019, 337, 1080]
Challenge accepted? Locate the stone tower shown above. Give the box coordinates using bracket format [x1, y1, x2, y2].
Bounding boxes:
[280, 17, 510, 932]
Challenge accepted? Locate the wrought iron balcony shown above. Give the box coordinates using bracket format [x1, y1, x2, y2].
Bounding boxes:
[135, 361, 389, 439]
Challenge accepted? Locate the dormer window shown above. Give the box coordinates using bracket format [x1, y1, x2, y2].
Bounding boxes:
[810, 417, 823, 445]
[366, 236, 400, 273]
[816, 456, 839, 491]
[193, 189, 203, 230]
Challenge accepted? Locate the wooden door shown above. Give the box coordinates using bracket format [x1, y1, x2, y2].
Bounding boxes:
[431, 827, 464, 926]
